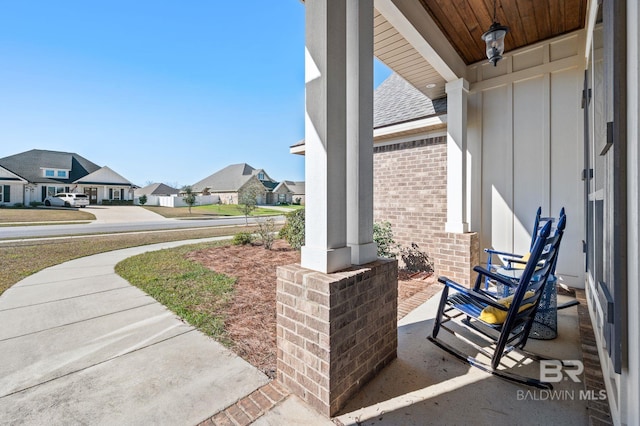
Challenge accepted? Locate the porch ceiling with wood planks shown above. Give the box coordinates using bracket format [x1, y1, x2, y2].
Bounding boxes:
[419, 0, 588, 65]
[374, 0, 587, 100]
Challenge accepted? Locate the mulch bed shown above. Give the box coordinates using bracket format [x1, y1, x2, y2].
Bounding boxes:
[186, 240, 439, 378]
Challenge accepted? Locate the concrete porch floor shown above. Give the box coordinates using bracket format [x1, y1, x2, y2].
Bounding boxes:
[328, 291, 601, 426]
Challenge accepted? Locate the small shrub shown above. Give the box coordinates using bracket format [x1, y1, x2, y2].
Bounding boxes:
[280, 209, 305, 250]
[257, 218, 276, 250]
[399, 243, 434, 274]
[293, 197, 301, 205]
[373, 221, 399, 259]
[138, 194, 148, 206]
[30, 201, 42, 208]
[12, 203, 24, 208]
[232, 232, 254, 245]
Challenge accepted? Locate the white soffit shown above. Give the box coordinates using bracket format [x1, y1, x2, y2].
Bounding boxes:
[374, 0, 466, 100]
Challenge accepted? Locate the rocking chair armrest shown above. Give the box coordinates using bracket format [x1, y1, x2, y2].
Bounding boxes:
[438, 276, 471, 294]
[484, 248, 523, 259]
[473, 266, 520, 289]
[438, 275, 510, 310]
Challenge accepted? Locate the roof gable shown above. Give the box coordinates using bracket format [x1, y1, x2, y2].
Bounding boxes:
[74, 166, 133, 186]
[0, 165, 27, 182]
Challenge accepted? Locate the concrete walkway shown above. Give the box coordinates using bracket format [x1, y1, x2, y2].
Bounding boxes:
[0, 237, 269, 425]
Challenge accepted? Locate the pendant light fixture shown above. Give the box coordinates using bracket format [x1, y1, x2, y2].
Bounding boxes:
[481, 0, 509, 66]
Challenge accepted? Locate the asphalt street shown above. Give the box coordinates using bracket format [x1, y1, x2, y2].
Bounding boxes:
[0, 205, 285, 240]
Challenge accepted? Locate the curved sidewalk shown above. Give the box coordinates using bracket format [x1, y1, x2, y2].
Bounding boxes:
[0, 237, 268, 425]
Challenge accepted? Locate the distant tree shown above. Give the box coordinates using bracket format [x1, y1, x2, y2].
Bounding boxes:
[238, 186, 261, 225]
[138, 194, 148, 206]
[182, 186, 197, 214]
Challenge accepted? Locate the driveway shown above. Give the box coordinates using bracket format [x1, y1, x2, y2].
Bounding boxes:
[85, 205, 168, 223]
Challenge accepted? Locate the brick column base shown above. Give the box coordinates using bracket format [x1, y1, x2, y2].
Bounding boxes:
[276, 259, 398, 417]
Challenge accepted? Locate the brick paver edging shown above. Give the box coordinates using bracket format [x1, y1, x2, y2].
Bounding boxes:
[198, 381, 288, 426]
[574, 289, 613, 425]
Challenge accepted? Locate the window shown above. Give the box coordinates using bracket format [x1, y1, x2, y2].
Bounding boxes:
[258, 172, 265, 180]
[45, 170, 54, 177]
[57, 170, 67, 178]
[0, 185, 9, 203]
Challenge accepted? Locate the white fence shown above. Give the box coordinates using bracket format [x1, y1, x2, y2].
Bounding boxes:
[135, 194, 220, 207]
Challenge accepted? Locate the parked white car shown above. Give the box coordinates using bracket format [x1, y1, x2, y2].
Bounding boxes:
[44, 193, 90, 208]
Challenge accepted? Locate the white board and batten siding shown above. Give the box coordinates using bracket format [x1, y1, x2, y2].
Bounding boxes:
[467, 31, 585, 288]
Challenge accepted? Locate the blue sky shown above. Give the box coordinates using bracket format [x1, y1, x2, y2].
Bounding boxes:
[0, 1, 391, 187]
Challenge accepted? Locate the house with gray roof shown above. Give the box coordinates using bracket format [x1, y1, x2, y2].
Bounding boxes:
[0, 149, 135, 206]
[191, 163, 299, 205]
[273, 180, 305, 205]
[135, 182, 180, 197]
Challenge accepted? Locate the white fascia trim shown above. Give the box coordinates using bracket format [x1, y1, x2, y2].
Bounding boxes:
[290, 144, 306, 155]
[374, 0, 464, 82]
[374, 115, 447, 138]
[584, 0, 601, 60]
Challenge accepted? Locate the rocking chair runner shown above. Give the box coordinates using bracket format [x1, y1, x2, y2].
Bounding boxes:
[429, 217, 566, 389]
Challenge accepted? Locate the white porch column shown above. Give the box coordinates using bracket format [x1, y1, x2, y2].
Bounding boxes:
[445, 78, 470, 233]
[301, 0, 351, 273]
[346, 0, 377, 265]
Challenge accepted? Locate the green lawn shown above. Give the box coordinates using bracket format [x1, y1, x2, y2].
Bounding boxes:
[143, 204, 286, 218]
[115, 242, 235, 344]
[0, 208, 96, 223]
[0, 224, 259, 296]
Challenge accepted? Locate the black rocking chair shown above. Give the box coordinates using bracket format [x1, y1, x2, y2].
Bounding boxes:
[429, 217, 566, 389]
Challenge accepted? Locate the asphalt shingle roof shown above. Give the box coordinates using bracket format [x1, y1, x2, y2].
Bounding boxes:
[281, 180, 305, 194]
[192, 163, 274, 192]
[0, 149, 101, 184]
[135, 183, 180, 196]
[374, 73, 447, 128]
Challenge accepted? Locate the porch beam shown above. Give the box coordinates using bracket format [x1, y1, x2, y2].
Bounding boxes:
[374, 0, 466, 82]
[346, 0, 377, 265]
[445, 78, 469, 234]
[301, 0, 351, 273]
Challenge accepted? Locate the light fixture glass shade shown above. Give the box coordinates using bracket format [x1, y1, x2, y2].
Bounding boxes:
[481, 22, 508, 66]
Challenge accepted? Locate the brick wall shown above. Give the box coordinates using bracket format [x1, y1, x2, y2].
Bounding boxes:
[276, 259, 398, 416]
[373, 135, 478, 286]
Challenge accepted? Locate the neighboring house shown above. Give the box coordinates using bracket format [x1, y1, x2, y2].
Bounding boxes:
[0, 149, 135, 205]
[191, 163, 296, 205]
[273, 180, 305, 205]
[134, 182, 180, 197]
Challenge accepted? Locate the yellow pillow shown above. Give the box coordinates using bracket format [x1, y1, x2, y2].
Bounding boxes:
[510, 252, 530, 269]
[479, 291, 536, 324]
